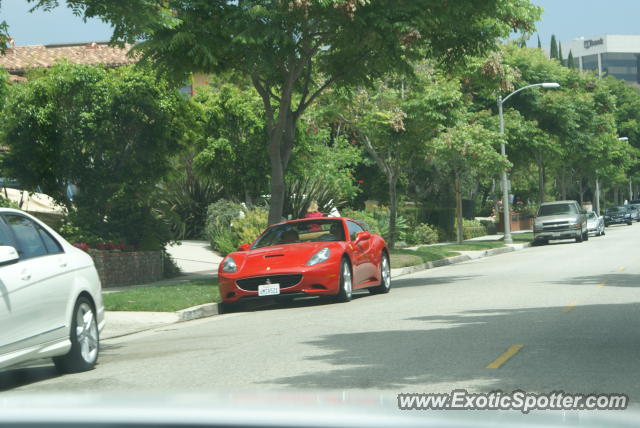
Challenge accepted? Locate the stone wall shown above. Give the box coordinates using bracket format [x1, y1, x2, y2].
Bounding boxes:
[90, 251, 163, 288]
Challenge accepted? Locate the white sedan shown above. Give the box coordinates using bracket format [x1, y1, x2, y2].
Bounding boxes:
[587, 211, 605, 236]
[0, 209, 104, 373]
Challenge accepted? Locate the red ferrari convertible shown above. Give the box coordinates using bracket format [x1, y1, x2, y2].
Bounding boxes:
[218, 217, 391, 311]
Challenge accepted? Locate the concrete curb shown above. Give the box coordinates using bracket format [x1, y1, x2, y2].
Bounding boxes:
[177, 302, 220, 321]
[389, 243, 530, 279]
[103, 242, 531, 339]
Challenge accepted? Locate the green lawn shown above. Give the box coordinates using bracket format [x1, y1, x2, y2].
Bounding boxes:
[391, 247, 460, 268]
[511, 232, 533, 243]
[103, 279, 220, 312]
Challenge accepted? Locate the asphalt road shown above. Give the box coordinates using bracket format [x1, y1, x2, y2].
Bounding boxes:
[3, 224, 640, 404]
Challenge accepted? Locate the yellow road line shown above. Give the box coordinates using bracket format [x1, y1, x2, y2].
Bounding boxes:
[597, 280, 607, 287]
[561, 302, 577, 312]
[486, 345, 524, 369]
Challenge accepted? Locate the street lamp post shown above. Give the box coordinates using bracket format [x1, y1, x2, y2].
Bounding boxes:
[617, 137, 631, 203]
[498, 82, 560, 244]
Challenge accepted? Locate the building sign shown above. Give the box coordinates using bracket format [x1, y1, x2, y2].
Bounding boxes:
[584, 38, 604, 49]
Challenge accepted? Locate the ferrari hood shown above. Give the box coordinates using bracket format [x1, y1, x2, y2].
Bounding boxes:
[238, 242, 341, 272]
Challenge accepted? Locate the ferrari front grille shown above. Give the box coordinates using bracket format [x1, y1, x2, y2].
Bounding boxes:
[236, 274, 303, 291]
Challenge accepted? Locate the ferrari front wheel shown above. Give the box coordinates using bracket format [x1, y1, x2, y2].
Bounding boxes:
[369, 251, 391, 295]
[335, 258, 353, 303]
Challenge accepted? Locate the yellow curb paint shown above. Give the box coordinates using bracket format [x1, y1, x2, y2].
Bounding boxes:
[597, 280, 607, 287]
[486, 345, 524, 369]
[561, 303, 577, 312]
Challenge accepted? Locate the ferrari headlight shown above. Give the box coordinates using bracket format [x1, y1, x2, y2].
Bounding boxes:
[222, 256, 237, 273]
[307, 247, 330, 266]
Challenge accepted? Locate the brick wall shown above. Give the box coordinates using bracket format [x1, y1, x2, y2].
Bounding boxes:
[90, 251, 163, 288]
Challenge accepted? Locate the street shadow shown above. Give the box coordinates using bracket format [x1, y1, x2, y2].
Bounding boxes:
[0, 363, 60, 391]
[539, 239, 581, 246]
[0, 343, 121, 391]
[545, 273, 640, 288]
[392, 275, 480, 289]
[242, 276, 480, 312]
[260, 302, 640, 399]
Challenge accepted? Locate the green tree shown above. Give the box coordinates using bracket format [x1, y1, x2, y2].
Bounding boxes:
[558, 42, 563, 64]
[0, 1, 9, 55]
[335, 69, 465, 248]
[30, 0, 541, 224]
[550, 34, 558, 60]
[1, 63, 193, 248]
[428, 118, 508, 243]
[567, 50, 576, 69]
[192, 82, 270, 204]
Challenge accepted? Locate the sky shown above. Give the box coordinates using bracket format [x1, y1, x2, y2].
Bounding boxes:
[0, 0, 639, 47]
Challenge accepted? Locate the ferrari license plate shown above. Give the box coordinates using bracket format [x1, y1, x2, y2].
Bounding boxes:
[258, 283, 280, 296]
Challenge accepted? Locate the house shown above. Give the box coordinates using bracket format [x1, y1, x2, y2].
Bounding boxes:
[0, 39, 209, 92]
[0, 40, 136, 80]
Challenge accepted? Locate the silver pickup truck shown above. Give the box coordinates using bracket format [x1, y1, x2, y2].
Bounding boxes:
[533, 200, 588, 245]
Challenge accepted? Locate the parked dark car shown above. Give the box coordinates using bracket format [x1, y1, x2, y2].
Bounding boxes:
[604, 206, 633, 226]
[630, 204, 640, 222]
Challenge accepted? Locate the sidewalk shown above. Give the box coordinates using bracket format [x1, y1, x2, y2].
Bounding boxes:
[165, 240, 222, 275]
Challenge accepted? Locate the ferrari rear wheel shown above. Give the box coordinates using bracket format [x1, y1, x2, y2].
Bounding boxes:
[369, 252, 391, 295]
[335, 259, 352, 303]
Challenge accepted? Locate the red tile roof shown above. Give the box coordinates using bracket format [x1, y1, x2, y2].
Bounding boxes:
[0, 41, 137, 74]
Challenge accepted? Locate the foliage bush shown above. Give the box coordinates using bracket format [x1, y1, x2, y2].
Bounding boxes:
[407, 223, 439, 245]
[163, 252, 182, 278]
[341, 206, 409, 242]
[479, 219, 497, 235]
[341, 208, 380, 234]
[232, 208, 268, 247]
[154, 168, 223, 240]
[57, 217, 106, 246]
[0, 196, 20, 209]
[205, 199, 244, 250]
[283, 175, 346, 220]
[462, 219, 488, 239]
[205, 200, 268, 255]
[1, 63, 193, 250]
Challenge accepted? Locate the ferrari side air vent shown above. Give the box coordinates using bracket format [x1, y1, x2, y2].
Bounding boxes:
[264, 254, 284, 258]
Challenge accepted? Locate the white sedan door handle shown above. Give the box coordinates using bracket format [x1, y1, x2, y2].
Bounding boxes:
[21, 270, 31, 281]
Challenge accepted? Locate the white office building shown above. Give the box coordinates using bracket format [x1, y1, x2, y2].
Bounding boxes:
[562, 35, 640, 84]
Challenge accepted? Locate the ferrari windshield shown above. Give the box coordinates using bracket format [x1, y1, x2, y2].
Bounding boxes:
[252, 219, 346, 249]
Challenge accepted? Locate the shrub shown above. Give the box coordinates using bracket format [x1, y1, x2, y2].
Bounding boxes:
[211, 227, 238, 256]
[479, 219, 497, 235]
[0, 196, 20, 209]
[232, 208, 268, 246]
[283, 175, 346, 220]
[461, 218, 487, 239]
[341, 206, 408, 242]
[463, 225, 487, 240]
[57, 217, 106, 246]
[341, 208, 380, 234]
[205, 201, 268, 255]
[154, 172, 223, 240]
[163, 252, 182, 278]
[410, 223, 439, 245]
[205, 199, 244, 251]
